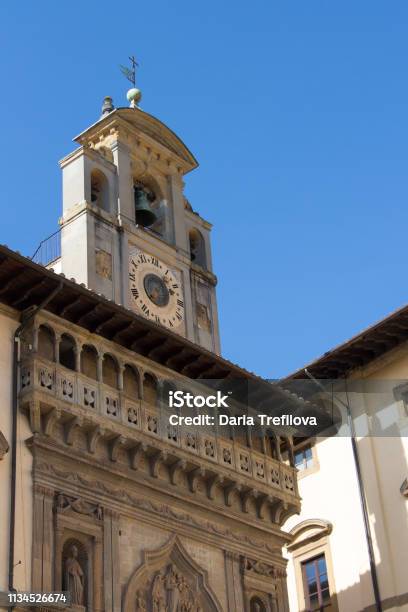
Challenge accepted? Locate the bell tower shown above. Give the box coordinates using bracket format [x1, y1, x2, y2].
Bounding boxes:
[58, 84, 220, 354]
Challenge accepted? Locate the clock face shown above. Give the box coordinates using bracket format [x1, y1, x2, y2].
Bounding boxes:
[128, 250, 185, 329]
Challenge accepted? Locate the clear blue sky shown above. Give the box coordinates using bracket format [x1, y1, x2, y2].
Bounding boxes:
[1, 2, 408, 378]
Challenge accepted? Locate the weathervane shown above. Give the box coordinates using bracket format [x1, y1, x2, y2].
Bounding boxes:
[120, 55, 142, 108]
[120, 55, 138, 88]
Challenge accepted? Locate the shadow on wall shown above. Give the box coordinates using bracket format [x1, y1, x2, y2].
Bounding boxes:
[285, 398, 408, 612]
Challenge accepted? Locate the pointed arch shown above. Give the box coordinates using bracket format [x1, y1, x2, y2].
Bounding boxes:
[123, 535, 222, 612]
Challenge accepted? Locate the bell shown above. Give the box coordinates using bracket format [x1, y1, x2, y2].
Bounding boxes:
[134, 187, 157, 227]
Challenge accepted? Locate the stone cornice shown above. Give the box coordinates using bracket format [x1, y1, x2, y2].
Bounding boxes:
[33, 447, 290, 566]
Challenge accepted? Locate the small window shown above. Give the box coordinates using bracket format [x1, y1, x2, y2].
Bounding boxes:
[302, 554, 330, 610]
[295, 444, 313, 471]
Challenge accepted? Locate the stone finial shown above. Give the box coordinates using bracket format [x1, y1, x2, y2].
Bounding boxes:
[101, 96, 115, 118]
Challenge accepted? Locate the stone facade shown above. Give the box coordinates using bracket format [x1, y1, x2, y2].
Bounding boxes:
[0, 98, 304, 611]
[12, 310, 299, 611]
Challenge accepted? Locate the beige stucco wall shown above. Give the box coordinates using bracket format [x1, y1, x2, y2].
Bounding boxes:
[285, 436, 371, 611]
[0, 306, 33, 606]
[285, 343, 408, 612]
[355, 347, 408, 608]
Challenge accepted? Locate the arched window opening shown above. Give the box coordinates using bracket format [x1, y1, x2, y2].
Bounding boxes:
[251, 425, 266, 454]
[123, 365, 139, 398]
[143, 373, 157, 406]
[80, 345, 98, 380]
[102, 354, 119, 389]
[161, 381, 177, 410]
[281, 436, 295, 467]
[266, 430, 279, 460]
[232, 412, 250, 447]
[59, 334, 76, 371]
[189, 228, 206, 269]
[91, 169, 109, 212]
[250, 597, 267, 612]
[218, 408, 234, 441]
[133, 181, 158, 229]
[38, 325, 55, 361]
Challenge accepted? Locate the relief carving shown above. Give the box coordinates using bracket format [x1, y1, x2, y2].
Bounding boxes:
[57, 493, 103, 521]
[123, 536, 221, 612]
[196, 303, 211, 332]
[243, 557, 286, 579]
[150, 564, 201, 611]
[95, 249, 112, 280]
[37, 462, 283, 556]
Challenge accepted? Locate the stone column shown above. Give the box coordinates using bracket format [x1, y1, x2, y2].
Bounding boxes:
[118, 363, 124, 391]
[103, 509, 121, 612]
[224, 551, 245, 611]
[275, 435, 282, 462]
[55, 333, 61, 364]
[42, 487, 54, 591]
[103, 510, 113, 611]
[138, 370, 144, 400]
[32, 324, 39, 353]
[93, 535, 103, 612]
[75, 343, 82, 373]
[97, 352, 104, 383]
[32, 485, 55, 591]
[32, 483, 44, 591]
[54, 524, 64, 591]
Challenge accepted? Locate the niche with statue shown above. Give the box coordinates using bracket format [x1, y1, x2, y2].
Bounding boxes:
[62, 539, 87, 610]
[54, 492, 104, 612]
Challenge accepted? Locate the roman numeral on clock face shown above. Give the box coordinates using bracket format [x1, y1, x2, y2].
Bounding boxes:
[129, 251, 184, 330]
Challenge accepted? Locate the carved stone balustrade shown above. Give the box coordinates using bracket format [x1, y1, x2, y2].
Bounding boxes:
[19, 352, 300, 526]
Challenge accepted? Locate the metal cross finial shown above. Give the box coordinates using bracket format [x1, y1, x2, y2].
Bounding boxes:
[120, 55, 139, 88]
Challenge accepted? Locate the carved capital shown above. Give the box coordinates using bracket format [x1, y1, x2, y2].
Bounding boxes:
[33, 483, 54, 498]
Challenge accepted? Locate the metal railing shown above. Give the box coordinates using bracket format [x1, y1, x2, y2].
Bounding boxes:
[31, 229, 61, 266]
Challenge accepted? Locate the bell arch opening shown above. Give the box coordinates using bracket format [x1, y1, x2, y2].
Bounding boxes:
[91, 169, 110, 212]
[189, 228, 207, 269]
